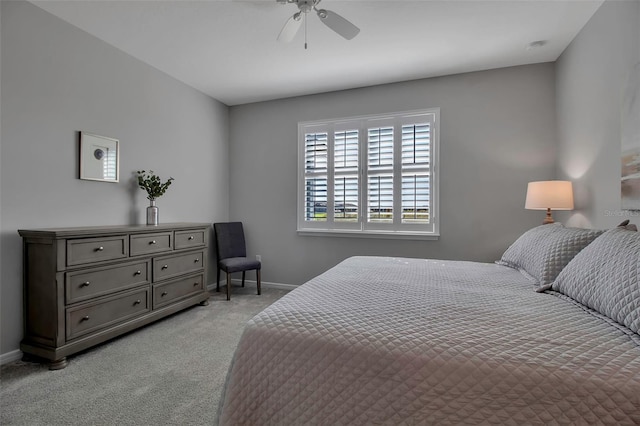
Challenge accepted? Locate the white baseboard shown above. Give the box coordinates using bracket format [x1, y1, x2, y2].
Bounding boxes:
[206, 279, 298, 292]
[259, 281, 299, 291]
[1, 349, 22, 366]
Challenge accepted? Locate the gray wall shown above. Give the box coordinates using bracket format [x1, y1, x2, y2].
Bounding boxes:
[0, 2, 229, 358]
[229, 63, 558, 287]
[556, 0, 640, 228]
[6, 0, 627, 361]
[0, 0, 3, 361]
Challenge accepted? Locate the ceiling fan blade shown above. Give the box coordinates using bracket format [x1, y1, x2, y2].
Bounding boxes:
[277, 12, 303, 42]
[317, 9, 360, 40]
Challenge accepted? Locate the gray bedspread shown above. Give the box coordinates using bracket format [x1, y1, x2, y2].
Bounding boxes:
[218, 256, 640, 425]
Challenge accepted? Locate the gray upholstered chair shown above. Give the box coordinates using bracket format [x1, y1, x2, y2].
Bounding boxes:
[214, 222, 261, 301]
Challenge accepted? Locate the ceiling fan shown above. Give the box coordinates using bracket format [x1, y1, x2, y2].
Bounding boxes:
[276, 0, 360, 47]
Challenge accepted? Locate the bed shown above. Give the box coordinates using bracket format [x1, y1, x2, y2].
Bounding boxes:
[217, 224, 640, 425]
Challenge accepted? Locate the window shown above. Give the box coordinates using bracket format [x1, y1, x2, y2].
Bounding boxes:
[298, 109, 439, 238]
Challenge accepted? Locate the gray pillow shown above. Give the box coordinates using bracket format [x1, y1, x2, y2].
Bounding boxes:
[497, 224, 603, 291]
[551, 227, 640, 334]
[618, 219, 638, 231]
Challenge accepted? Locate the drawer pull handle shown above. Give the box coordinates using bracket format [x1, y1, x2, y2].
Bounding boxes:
[188, 236, 194, 240]
[96, 246, 104, 252]
[150, 240, 157, 245]
[81, 316, 90, 322]
[133, 300, 141, 305]
[161, 264, 169, 270]
[161, 292, 168, 297]
[193, 282, 200, 287]
[134, 270, 142, 276]
[81, 281, 90, 287]
[194, 258, 200, 263]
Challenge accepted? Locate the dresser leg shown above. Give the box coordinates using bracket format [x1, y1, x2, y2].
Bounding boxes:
[49, 358, 68, 370]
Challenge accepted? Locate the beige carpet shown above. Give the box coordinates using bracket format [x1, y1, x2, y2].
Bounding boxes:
[0, 286, 289, 425]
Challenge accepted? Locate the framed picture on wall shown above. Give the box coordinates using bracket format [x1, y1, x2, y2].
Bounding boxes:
[79, 132, 120, 183]
[621, 62, 640, 210]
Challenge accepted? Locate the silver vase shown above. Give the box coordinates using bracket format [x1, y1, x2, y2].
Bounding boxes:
[147, 200, 159, 226]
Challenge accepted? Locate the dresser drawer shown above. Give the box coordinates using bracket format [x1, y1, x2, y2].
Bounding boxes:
[66, 288, 150, 340]
[66, 235, 128, 266]
[153, 251, 204, 282]
[153, 274, 204, 309]
[130, 232, 172, 256]
[65, 260, 151, 304]
[174, 229, 206, 250]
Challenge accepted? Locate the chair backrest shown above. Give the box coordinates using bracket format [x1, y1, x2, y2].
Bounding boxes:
[214, 222, 247, 260]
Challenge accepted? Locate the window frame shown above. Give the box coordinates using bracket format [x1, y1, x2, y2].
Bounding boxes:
[297, 108, 440, 240]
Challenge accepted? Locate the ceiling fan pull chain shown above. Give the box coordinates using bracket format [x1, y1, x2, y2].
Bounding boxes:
[304, 11, 308, 49]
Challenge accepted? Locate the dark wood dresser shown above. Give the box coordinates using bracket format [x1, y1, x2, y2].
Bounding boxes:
[18, 223, 211, 369]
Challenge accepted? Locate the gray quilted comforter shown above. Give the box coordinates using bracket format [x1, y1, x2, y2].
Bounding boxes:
[218, 256, 640, 425]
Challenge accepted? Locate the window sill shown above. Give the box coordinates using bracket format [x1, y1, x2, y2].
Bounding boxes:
[297, 229, 439, 240]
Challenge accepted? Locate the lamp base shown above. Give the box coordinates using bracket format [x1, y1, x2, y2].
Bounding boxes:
[543, 208, 555, 224]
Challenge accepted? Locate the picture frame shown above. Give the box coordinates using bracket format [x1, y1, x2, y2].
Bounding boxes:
[621, 62, 640, 210]
[79, 132, 120, 182]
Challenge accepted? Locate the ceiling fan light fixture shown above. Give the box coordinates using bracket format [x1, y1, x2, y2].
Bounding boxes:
[298, 0, 314, 13]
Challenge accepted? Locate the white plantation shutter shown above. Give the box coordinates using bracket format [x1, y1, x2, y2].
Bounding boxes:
[367, 126, 394, 223]
[304, 178, 327, 221]
[401, 123, 431, 223]
[334, 176, 359, 221]
[334, 130, 359, 169]
[402, 123, 430, 165]
[298, 109, 439, 237]
[304, 132, 328, 222]
[334, 130, 359, 222]
[368, 175, 394, 222]
[305, 132, 328, 171]
[367, 127, 394, 168]
[402, 174, 429, 222]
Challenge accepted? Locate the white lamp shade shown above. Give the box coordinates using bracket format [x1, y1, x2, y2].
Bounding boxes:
[525, 181, 574, 210]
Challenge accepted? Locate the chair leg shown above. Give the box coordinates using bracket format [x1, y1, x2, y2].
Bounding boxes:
[226, 272, 231, 301]
[256, 269, 261, 295]
[241, 271, 245, 287]
[216, 268, 220, 292]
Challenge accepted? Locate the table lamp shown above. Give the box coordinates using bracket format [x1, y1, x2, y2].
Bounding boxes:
[525, 180, 574, 224]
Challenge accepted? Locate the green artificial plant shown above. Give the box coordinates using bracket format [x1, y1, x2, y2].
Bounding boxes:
[136, 170, 174, 201]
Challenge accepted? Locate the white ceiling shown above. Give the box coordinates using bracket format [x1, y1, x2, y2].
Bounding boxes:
[30, 0, 604, 106]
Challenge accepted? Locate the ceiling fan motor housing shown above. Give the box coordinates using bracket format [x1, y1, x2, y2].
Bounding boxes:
[277, 0, 318, 13]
